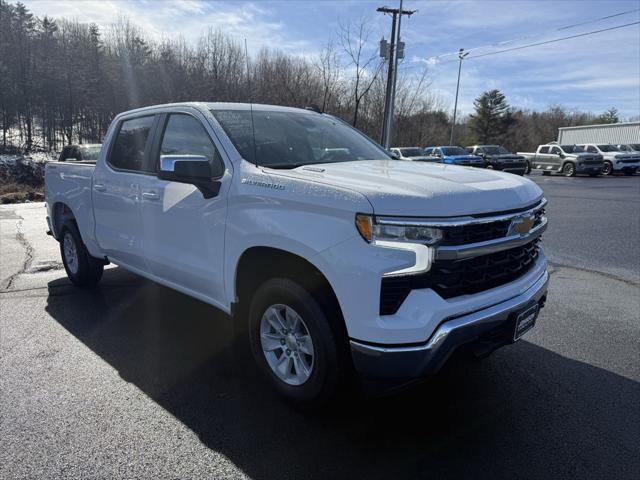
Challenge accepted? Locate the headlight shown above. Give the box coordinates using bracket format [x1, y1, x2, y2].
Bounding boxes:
[355, 214, 442, 276]
[355, 214, 443, 245]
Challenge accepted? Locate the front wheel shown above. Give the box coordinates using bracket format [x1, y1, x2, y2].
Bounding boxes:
[248, 278, 346, 407]
[562, 162, 576, 177]
[602, 161, 613, 175]
[60, 221, 104, 287]
[524, 161, 531, 175]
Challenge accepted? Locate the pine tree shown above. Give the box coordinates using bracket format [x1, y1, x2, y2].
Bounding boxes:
[468, 89, 514, 144]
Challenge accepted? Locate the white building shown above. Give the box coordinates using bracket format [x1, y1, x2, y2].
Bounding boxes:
[558, 122, 640, 145]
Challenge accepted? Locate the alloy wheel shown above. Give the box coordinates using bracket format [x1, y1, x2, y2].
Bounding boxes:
[259, 304, 314, 386]
[63, 231, 79, 274]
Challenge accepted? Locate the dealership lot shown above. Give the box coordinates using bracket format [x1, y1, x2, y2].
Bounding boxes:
[1, 175, 638, 479]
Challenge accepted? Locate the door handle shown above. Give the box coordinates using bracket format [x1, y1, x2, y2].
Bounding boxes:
[93, 183, 106, 192]
[142, 191, 159, 200]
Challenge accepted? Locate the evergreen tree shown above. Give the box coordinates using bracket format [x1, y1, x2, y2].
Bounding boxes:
[468, 89, 514, 144]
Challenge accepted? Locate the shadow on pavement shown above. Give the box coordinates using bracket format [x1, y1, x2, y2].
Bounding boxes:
[46, 267, 639, 480]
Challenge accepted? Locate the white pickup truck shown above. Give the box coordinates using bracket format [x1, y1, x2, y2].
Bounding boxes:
[45, 102, 549, 405]
[578, 143, 640, 175]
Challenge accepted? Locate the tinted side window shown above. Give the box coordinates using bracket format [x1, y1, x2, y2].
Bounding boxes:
[550, 147, 561, 155]
[587, 146, 597, 153]
[160, 114, 224, 177]
[539, 146, 550, 154]
[109, 116, 155, 172]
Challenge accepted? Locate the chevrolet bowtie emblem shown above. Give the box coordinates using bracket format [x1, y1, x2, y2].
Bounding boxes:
[509, 215, 535, 236]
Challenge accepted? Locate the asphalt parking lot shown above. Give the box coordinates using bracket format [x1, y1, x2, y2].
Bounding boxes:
[1, 174, 639, 479]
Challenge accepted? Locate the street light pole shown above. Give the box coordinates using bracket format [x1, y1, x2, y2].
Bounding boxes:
[449, 48, 469, 146]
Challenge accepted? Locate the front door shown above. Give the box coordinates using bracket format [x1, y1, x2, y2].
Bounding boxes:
[92, 114, 157, 270]
[138, 110, 230, 304]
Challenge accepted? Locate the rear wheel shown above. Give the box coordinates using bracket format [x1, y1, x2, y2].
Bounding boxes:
[562, 162, 576, 177]
[248, 278, 346, 407]
[602, 161, 613, 175]
[60, 221, 104, 287]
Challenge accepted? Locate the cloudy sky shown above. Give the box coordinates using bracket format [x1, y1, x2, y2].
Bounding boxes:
[26, 0, 640, 119]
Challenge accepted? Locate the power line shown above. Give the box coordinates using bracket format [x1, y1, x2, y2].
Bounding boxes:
[470, 21, 640, 60]
[406, 8, 640, 67]
[400, 20, 640, 70]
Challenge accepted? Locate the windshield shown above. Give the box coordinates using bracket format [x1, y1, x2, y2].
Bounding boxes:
[400, 148, 424, 157]
[482, 146, 510, 155]
[441, 146, 467, 156]
[211, 109, 390, 168]
[560, 145, 584, 153]
[80, 145, 101, 160]
[597, 144, 619, 152]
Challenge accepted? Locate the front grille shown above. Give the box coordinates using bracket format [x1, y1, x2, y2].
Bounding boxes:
[440, 207, 545, 246]
[380, 239, 541, 315]
[442, 221, 510, 246]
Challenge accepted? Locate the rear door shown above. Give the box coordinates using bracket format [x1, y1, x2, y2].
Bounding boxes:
[92, 114, 158, 270]
[137, 109, 230, 304]
[549, 146, 564, 170]
[534, 146, 555, 171]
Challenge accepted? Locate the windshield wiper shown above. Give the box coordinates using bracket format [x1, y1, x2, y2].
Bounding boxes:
[263, 162, 309, 169]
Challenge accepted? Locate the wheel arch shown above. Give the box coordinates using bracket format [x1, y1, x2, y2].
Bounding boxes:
[233, 246, 346, 335]
[51, 201, 76, 237]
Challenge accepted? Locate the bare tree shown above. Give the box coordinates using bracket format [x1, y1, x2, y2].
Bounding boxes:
[314, 40, 341, 113]
[338, 18, 383, 127]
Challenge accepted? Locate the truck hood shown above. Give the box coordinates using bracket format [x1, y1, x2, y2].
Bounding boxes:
[276, 160, 543, 217]
[564, 152, 601, 160]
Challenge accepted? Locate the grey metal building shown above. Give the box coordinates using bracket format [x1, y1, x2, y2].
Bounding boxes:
[558, 122, 640, 144]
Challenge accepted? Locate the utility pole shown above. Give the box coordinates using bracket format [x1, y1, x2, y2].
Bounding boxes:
[449, 47, 469, 145]
[378, 2, 415, 149]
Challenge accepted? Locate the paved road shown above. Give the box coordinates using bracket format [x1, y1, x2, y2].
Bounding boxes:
[529, 174, 640, 283]
[1, 177, 639, 479]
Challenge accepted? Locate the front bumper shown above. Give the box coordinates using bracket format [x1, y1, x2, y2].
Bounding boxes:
[350, 269, 549, 378]
[576, 164, 604, 174]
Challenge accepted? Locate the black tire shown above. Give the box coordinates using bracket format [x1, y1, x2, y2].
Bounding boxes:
[524, 161, 531, 175]
[59, 220, 104, 287]
[602, 161, 613, 175]
[248, 277, 347, 407]
[562, 162, 576, 177]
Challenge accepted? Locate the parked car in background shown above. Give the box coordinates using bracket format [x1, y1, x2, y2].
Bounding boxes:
[425, 146, 484, 167]
[615, 144, 640, 155]
[465, 145, 528, 175]
[389, 147, 438, 162]
[578, 144, 640, 175]
[518, 143, 604, 177]
[58, 144, 102, 162]
[45, 102, 549, 406]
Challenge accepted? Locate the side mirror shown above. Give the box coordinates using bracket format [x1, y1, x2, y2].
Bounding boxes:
[158, 154, 221, 199]
[389, 150, 400, 160]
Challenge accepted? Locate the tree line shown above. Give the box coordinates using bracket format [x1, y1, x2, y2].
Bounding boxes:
[0, 0, 625, 155]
